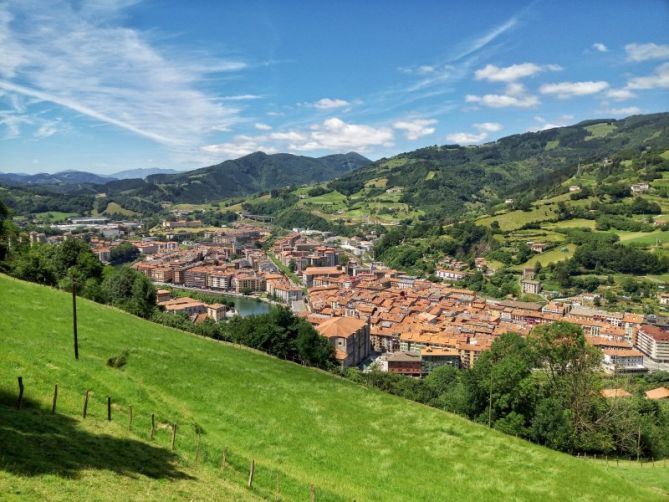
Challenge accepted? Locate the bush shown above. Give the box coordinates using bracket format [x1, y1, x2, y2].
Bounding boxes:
[107, 351, 129, 368]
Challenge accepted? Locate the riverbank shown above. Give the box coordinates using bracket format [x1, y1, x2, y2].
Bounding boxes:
[154, 282, 281, 317]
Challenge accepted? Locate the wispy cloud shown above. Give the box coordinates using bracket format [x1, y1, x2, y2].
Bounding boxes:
[626, 62, 669, 90]
[201, 117, 395, 160]
[539, 80, 609, 98]
[312, 98, 350, 110]
[446, 122, 502, 145]
[452, 17, 518, 62]
[393, 118, 437, 140]
[475, 62, 561, 82]
[0, 1, 247, 148]
[592, 42, 608, 53]
[606, 88, 635, 100]
[625, 43, 669, 62]
[466, 83, 539, 108]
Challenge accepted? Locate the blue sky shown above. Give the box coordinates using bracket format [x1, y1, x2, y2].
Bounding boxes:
[1, 0, 668, 174]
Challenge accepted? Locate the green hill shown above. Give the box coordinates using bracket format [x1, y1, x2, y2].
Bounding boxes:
[130, 151, 371, 204]
[1, 274, 667, 500]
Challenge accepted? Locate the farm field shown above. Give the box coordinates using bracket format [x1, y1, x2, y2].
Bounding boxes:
[0, 275, 665, 501]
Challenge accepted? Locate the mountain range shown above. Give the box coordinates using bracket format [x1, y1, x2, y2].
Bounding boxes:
[0, 168, 180, 186]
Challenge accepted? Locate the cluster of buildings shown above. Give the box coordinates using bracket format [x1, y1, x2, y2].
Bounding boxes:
[272, 233, 340, 271]
[300, 264, 669, 373]
[156, 289, 233, 322]
[132, 227, 310, 307]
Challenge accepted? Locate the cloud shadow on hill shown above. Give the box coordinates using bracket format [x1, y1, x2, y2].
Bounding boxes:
[0, 390, 192, 480]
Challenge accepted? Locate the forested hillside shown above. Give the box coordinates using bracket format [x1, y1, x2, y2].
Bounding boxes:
[328, 113, 669, 220]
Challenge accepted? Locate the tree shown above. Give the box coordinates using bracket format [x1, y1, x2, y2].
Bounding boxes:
[0, 199, 11, 261]
[463, 332, 536, 436]
[102, 266, 156, 318]
[110, 242, 140, 265]
[529, 322, 604, 451]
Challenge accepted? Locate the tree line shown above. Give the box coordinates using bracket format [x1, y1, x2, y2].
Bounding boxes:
[342, 323, 669, 460]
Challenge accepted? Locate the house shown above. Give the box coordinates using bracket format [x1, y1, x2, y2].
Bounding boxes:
[600, 388, 632, 398]
[530, 242, 547, 253]
[386, 351, 423, 377]
[303, 266, 346, 287]
[436, 269, 468, 281]
[159, 297, 206, 316]
[156, 289, 172, 303]
[601, 348, 646, 374]
[421, 347, 460, 374]
[316, 316, 370, 367]
[659, 292, 669, 306]
[521, 279, 542, 295]
[645, 387, 669, 400]
[630, 183, 649, 194]
[206, 303, 227, 322]
[636, 324, 669, 363]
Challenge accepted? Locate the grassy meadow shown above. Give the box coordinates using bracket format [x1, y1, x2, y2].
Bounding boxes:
[1, 274, 667, 500]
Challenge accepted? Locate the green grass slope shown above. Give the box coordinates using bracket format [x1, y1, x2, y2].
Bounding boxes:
[0, 274, 666, 501]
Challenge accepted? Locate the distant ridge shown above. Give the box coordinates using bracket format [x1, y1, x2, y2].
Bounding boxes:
[110, 168, 179, 180]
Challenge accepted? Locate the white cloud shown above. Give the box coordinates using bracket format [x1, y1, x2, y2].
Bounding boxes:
[290, 117, 394, 151]
[201, 136, 277, 158]
[606, 88, 635, 100]
[0, 110, 31, 138]
[312, 98, 350, 110]
[201, 118, 395, 159]
[220, 94, 263, 101]
[528, 114, 576, 131]
[592, 42, 608, 53]
[474, 63, 561, 82]
[392, 118, 437, 140]
[625, 43, 669, 62]
[627, 62, 669, 90]
[539, 80, 609, 98]
[600, 106, 641, 117]
[0, 2, 246, 147]
[34, 118, 64, 138]
[446, 122, 502, 145]
[269, 131, 306, 142]
[446, 131, 486, 145]
[465, 83, 539, 108]
[474, 122, 502, 132]
[254, 122, 272, 131]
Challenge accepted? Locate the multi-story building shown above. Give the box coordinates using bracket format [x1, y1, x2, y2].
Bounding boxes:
[316, 316, 370, 367]
[601, 348, 646, 374]
[386, 352, 423, 377]
[421, 347, 461, 373]
[183, 266, 210, 289]
[636, 325, 669, 363]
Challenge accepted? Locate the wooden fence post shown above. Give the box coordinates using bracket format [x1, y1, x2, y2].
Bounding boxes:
[150, 413, 156, 440]
[171, 423, 177, 450]
[51, 384, 58, 414]
[310, 483, 315, 502]
[247, 459, 255, 489]
[82, 390, 90, 418]
[16, 376, 24, 409]
[107, 397, 112, 421]
[128, 406, 133, 430]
